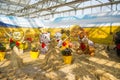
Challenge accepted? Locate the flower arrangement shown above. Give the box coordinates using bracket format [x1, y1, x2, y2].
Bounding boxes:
[31, 47, 39, 52]
[61, 48, 72, 56]
[31, 43, 39, 52]
[30, 44, 39, 59]
[61, 48, 72, 64]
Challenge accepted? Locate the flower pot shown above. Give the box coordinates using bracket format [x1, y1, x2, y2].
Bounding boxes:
[63, 55, 72, 64]
[0, 52, 5, 61]
[30, 51, 39, 59]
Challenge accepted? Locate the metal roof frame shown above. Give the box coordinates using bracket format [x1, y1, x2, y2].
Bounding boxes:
[0, 0, 120, 19]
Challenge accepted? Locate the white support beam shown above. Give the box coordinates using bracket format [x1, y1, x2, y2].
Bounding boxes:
[39, 1, 120, 17]
[96, 0, 112, 10]
[0, 0, 26, 7]
[19, 0, 89, 17]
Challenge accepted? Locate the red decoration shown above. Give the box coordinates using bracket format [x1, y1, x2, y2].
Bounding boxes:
[117, 44, 120, 49]
[26, 38, 32, 42]
[10, 38, 13, 42]
[57, 40, 60, 42]
[42, 42, 46, 48]
[62, 42, 67, 46]
[80, 43, 86, 51]
[16, 41, 20, 46]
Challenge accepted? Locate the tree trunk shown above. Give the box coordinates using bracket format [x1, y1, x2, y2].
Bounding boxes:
[10, 46, 23, 69]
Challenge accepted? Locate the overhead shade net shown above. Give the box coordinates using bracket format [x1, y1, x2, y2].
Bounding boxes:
[0, 10, 120, 28]
[0, 21, 18, 27]
[42, 10, 120, 28]
[0, 15, 43, 28]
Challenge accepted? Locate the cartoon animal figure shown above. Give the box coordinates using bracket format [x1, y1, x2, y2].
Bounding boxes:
[40, 32, 50, 54]
[55, 32, 72, 51]
[12, 31, 26, 55]
[77, 31, 95, 56]
[54, 32, 63, 47]
[3, 29, 24, 69]
[4, 29, 25, 55]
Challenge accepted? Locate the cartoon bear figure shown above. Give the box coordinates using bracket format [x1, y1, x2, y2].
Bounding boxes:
[77, 31, 95, 56]
[40, 32, 50, 54]
[55, 32, 72, 51]
[9, 30, 25, 55]
[54, 32, 63, 48]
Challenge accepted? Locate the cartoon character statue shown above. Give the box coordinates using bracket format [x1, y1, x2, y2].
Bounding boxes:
[55, 32, 72, 51]
[3, 29, 24, 69]
[77, 30, 95, 56]
[4, 29, 25, 55]
[54, 32, 63, 47]
[10, 31, 24, 54]
[40, 32, 50, 54]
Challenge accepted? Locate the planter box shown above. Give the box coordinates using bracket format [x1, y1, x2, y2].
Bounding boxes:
[0, 52, 5, 61]
[63, 56, 72, 64]
[30, 51, 39, 59]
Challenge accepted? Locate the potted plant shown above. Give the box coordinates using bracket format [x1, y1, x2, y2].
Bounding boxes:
[61, 48, 72, 64]
[0, 43, 6, 61]
[30, 46, 39, 59]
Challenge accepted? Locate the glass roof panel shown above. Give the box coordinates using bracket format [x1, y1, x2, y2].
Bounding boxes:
[29, 0, 41, 5]
[56, 6, 73, 12]
[0, 0, 119, 19]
